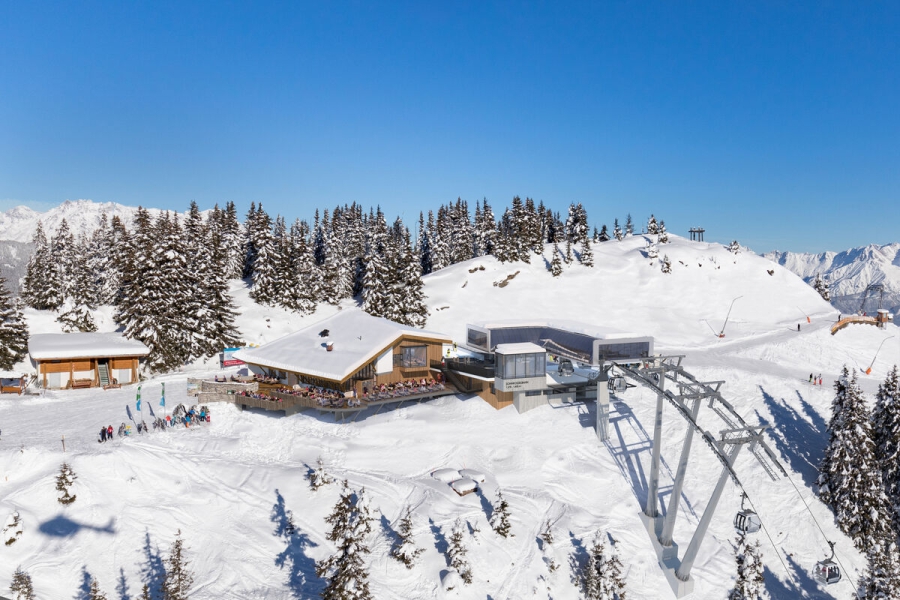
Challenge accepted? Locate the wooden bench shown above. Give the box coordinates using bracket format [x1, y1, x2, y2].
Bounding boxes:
[71, 378, 94, 389]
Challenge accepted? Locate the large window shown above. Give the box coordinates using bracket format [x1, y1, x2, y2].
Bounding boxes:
[467, 328, 488, 349]
[394, 345, 428, 368]
[496, 352, 546, 379]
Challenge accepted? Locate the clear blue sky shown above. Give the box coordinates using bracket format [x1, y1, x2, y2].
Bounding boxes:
[1, 2, 897, 253]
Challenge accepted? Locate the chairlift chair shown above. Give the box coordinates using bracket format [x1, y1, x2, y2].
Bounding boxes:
[733, 492, 761, 534]
[558, 359, 575, 377]
[813, 541, 842, 585]
[607, 376, 627, 393]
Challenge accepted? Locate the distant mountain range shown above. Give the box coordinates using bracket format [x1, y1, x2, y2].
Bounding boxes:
[764, 243, 900, 317]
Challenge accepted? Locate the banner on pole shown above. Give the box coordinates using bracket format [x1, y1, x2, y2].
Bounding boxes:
[136, 385, 142, 412]
[160, 382, 166, 407]
[222, 347, 245, 367]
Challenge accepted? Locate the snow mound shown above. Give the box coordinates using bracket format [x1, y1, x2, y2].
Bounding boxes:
[432, 468, 461, 483]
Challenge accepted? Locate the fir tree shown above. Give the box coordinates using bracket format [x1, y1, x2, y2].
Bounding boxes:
[580, 533, 627, 600]
[624, 214, 634, 237]
[858, 541, 900, 600]
[728, 533, 764, 600]
[447, 518, 473, 585]
[872, 365, 900, 519]
[249, 218, 280, 306]
[489, 489, 513, 537]
[390, 506, 423, 568]
[539, 519, 558, 573]
[56, 462, 77, 504]
[89, 577, 108, 600]
[580, 239, 594, 267]
[728, 240, 741, 255]
[51, 218, 76, 303]
[658, 220, 669, 244]
[645, 240, 659, 263]
[564, 238, 573, 264]
[316, 481, 374, 600]
[163, 530, 194, 600]
[812, 273, 830, 302]
[21, 221, 62, 310]
[550, 245, 563, 277]
[598, 224, 610, 242]
[660, 255, 672, 274]
[0, 275, 29, 370]
[221, 201, 245, 279]
[10, 566, 35, 600]
[57, 236, 98, 333]
[139, 583, 152, 600]
[308, 457, 333, 491]
[613, 219, 623, 241]
[818, 367, 896, 554]
[647, 215, 659, 235]
[393, 230, 428, 328]
[4, 510, 23, 546]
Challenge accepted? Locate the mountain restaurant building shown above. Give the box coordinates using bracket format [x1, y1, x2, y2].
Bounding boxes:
[233, 310, 453, 395]
[28, 333, 150, 389]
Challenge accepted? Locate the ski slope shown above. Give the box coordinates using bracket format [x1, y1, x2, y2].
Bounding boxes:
[2, 235, 898, 599]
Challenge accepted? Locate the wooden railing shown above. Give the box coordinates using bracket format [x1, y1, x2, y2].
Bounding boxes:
[831, 316, 878, 335]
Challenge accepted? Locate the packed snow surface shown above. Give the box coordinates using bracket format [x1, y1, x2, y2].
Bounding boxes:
[3, 235, 898, 599]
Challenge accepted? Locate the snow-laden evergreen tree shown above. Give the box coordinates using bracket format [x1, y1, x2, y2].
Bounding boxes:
[872, 365, 900, 519]
[57, 235, 98, 333]
[139, 583, 152, 600]
[598, 224, 610, 242]
[818, 367, 896, 554]
[308, 457, 333, 491]
[812, 273, 830, 302]
[564, 238, 573, 264]
[475, 200, 497, 257]
[417, 211, 433, 274]
[89, 576, 108, 600]
[287, 220, 320, 314]
[647, 214, 659, 235]
[658, 220, 669, 244]
[728, 533, 765, 600]
[390, 506, 423, 568]
[489, 489, 512, 537]
[56, 462, 77, 504]
[728, 240, 741, 255]
[580, 239, 594, 267]
[392, 229, 428, 328]
[249, 218, 280, 306]
[163, 530, 194, 600]
[21, 221, 63, 310]
[10, 566, 35, 600]
[361, 212, 392, 319]
[242, 202, 260, 277]
[858, 541, 900, 600]
[624, 214, 634, 237]
[221, 201, 245, 279]
[645, 240, 659, 263]
[447, 518, 473, 585]
[88, 213, 118, 305]
[4, 511, 23, 546]
[565, 203, 589, 244]
[613, 219, 623, 241]
[661, 255, 672, 274]
[539, 519, 558, 573]
[202, 221, 242, 354]
[550, 245, 563, 277]
[0, 275, 29, 370]
[316, 481, 374, 600]
[580, 533, 627, 600]
[51, 218, 76, 302]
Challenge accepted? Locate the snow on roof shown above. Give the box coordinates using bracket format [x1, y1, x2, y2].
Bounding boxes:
[233, 309, 451, 383]
[495, 342, 546, 354]
[28, 333, 150, 360]
[469, 318, 644, 340]
[0, 370, 25, 378]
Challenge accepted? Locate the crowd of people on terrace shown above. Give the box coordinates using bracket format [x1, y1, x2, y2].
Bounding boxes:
[227, 375, 446, 409]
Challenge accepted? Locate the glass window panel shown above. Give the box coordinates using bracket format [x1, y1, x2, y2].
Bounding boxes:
[524, 353, 536, 377]
[516, 354, 527, 378]
[506, 355, 516, 378]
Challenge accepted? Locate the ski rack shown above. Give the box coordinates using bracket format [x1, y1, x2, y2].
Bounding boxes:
[605, 356, 787, 598]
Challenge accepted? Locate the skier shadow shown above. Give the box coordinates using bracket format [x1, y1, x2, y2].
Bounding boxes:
[429, 517, 449, 557]
[764, 553, 830, 599]
[271, 489, 321, 598]
[140, 531, 167, 600]
[755, 386, 827, 489]
[39, 514, 115, 537]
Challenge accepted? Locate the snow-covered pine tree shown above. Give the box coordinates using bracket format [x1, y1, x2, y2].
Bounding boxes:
[4, 511, 23, 546]
[872, 365, 900, 519]
[509, 196, 531, 263]
[728, 240, 741, 255]
[539, 519, 558, 572]
[447, 518, 473, 585]
[602, 540, 627, 599]
[812, 274, 830, 302]
[0, 275, 29, 370]
[647, 214, 659, 235]
[417, 211, 433, 274]
[88, 213, 118, 305]
[581, 534, 604, 599]
[394, 229, 428, 328]
[645, 240, 659, 263]
[56, 462, 77, 504]
[450, 198, 476, 263]
[818, 367, 896, 553]
[431, 206, 451, 271]
[598, 224, 610, 242]
[21, 221, 62, 310]
[57, 234, 98, 333]
[658, 220, 669, 244]
[51, 218, 76, 303]
[242, 202, 260, 278]
[163, 530, 194, 600]
[316, 481, 374, 600]
[390, 506, 423, 568]
[362, 213, 391, 320]
[249, 215, 280, 306]
[661, 255, 672, 274]
[203, 221, 242, 354]
[489, 489, 513, 538]
[565, 203, 589, 244]
[580, 239, 594, 267]
[624, 214, 634, 237]
[221, 201, 245, 279]
[728, 533, 764, 600]
[308, 457, 333, 491]
[10, 565, 35, 600]
[89, 576, 108, 600]
[475, 200, 497, 257]
[550, 245, 563, 277]
[139, 583, 152, 600]
[859, 541, 900, 600]
[564, 238, 573, 264]
[613, 219, 623, 241]
[287, 220, 320, 314]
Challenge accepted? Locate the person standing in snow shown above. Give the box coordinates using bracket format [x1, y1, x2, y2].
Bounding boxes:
[100, 427, 106, 443]
[810, 373, 814, 383]
[107, 425, 113, 440]
[798, 324, 801, 332]
[818, 374, 823, 385]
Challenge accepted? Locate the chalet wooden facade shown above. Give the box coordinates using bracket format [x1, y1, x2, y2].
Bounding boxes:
[28, 333, 150, 390]
[233, 310, 452, 397]
[0, 371, 27, 394]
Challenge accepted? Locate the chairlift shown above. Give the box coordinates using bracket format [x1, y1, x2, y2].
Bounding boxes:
[813, 541, 842, 585]
[607, 376, 627, 393]
[558, 359, 574, 377]
[733, 492, 761, 534]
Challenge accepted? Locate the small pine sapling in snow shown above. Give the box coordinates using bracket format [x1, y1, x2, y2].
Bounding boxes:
[660, 255, 672, 274]
[647, 214, 659, 235]
[10, 566, 35, 600]
[645, 241, 658, 264]
[564, 238, 573, 264]
[580, 533, 627, 600]
[613, 219, 623, 241]
[658, 221, 668, 244]
[4, 510, 23, 546]
[550, 245, 563, 277]
[447, 518, 473, 585]
[56, 462, 77, 505]
[308, 456, 333, 490]
[603, 539, 627, 599]
[139, 583, 152, 600]
[89, 577, 108, 600]
[163, 529, 194, 600]
[812, 273, 830, 302]
[728, 240, 741, 255]
[580, 239, 594, 267]
[390, 506, 424, 568]
[540, 519, 558, 573]
[317, 481, 374, 600]
[598, 224, 610, 242]
[489, 489, 513, 538]
[729, 532, 764, 600]
[625, 214, 634, 236]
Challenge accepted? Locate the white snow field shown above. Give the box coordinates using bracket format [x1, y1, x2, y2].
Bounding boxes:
[2, 234, 898, 599]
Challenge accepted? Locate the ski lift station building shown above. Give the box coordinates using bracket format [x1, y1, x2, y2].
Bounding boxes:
[449, 319, 654, 412]
[28, 333, 150, 390]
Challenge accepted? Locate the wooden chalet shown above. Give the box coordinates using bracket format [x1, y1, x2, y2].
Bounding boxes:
[0, 371, 27, 394]
[233, 310, 452, 396]
[28, 333, 150, 390]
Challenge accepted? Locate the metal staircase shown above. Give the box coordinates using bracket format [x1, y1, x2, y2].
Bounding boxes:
[98, 363, 110, 387]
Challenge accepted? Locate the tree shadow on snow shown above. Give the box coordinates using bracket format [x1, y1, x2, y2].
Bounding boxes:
[755, 387, 827, 489]
[567, 531, 589, 587]
[379, 513, 401, 548]
[429, 518, 449, 559]
[475, 488, 493, 523]
[39, 515, 115, 537]
[764, 552, 835, 600]
[140, 531, 167, 599]
[116, 568, 131, 600]
[271, 489, 321, 598]
[73, 566, 93, 600]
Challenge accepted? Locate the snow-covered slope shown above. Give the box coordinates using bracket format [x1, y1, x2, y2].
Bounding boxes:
[765, 243, 900, 317]
[4, 235, 895, 599]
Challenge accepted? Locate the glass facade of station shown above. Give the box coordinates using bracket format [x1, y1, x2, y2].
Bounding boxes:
[495, 351, 547, 379]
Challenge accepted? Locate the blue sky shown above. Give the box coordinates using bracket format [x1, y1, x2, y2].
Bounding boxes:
[1, 2, 897, 252]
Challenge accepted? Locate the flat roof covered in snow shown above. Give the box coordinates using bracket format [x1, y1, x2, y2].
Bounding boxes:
[28, 333, 150, 360]
[495, 342, 546, 354]
[233, 309, 451, 383]
[469, 318, 641, 340]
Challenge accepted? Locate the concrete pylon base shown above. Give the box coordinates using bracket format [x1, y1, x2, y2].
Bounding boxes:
[639, 512, 695, 598]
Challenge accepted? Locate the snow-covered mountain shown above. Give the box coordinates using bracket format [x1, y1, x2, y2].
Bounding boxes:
[764, 243, 900, 317]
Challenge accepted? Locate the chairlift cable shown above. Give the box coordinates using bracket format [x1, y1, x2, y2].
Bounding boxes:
[737, 485, 794, 587]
